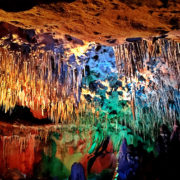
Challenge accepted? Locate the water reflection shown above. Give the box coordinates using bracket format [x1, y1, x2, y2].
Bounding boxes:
[0, 122, 117, 180]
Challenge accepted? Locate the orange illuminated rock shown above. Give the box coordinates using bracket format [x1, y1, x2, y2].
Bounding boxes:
[0, 0, 179, 45]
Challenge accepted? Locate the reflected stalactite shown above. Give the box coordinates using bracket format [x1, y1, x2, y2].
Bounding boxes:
[0, 122, 62, 177]
[0, 134, 39, 176]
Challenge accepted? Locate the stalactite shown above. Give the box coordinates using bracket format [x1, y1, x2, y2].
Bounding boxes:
[114, 39, 180, 123]
[0, 47, 88, 123]
[114, 39, 180, 79]
[131, 84, 136, 120]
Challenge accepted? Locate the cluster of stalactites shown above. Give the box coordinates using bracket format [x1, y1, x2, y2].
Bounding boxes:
[114, 39, 180, 79]
[0, 47, 87, 123]
[0, 134, 36, 155]
[113, 40, 147, 78]
[145, 85, 179, 123]
[114, 39, 180, 122]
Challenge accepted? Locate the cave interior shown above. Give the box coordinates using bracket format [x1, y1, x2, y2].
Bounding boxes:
[0, 0, 180, 180]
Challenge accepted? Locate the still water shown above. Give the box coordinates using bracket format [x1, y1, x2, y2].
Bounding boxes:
[0, 121, 118, 180]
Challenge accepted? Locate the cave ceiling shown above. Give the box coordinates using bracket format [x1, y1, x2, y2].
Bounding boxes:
[0, 0, 179, 45]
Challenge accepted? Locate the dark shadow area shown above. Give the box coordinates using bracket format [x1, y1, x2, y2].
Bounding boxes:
[169, 17, 179, 30]
[0, 0, 76, 12]
[126, 37, 142, 42]
[0, 0, 36, 12]
[0, 105, 52, 125]
[160, 0, 169, 8]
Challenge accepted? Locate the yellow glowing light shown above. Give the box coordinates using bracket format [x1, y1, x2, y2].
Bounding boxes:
[0, 47, 91, 123]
